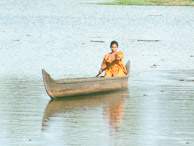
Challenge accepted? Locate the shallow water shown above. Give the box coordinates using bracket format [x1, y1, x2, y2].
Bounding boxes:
[0, 0, 194, 145]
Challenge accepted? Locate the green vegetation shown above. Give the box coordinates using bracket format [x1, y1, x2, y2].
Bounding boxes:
[99, 0, 194, 6]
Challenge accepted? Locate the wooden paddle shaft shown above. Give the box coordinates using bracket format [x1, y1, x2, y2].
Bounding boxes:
[96, 59, 117, 77]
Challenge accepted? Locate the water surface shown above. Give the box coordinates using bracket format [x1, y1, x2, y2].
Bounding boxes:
[0, 0, 194, 145]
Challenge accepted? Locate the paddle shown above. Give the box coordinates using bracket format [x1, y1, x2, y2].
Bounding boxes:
[96, 58, 117, 77]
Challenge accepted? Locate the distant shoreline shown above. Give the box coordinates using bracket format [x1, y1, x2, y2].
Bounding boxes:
[98, 0, 194, 6]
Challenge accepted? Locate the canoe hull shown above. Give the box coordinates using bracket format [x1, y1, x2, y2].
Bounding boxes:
[42, 60, 130, 99]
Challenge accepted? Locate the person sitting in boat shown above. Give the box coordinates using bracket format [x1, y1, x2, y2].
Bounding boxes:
[99, 41, 127, 77]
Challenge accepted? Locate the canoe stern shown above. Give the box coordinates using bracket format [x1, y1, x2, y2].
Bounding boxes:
[42, 69, 56, 99]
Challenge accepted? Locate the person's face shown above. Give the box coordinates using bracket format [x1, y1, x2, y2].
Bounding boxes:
[111, 44, 118, 53]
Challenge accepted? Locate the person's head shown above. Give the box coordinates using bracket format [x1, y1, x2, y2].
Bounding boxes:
[110, 41, 118, 53]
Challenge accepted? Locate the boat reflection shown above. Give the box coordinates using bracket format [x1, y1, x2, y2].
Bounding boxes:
[42, 88, 129, 131]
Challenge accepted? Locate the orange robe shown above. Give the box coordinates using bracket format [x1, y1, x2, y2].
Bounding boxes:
[101, 51, 127, 77]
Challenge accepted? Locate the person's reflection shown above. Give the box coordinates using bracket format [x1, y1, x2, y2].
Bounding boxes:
[42, 89, 129, 133]
[104, 92, 126, 134]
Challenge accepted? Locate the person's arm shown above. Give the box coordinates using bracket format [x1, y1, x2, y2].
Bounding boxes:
[115, 51, 124, 61]
[99, 57, 107, 74]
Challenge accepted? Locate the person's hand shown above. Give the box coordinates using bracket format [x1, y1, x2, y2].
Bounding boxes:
[99, 69, 103, 74]
[116, 57, 121, 61]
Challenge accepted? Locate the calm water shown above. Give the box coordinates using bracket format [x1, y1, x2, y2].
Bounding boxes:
[0, 0, 194, 145]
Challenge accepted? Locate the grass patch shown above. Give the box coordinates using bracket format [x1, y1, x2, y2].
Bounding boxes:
[99, 0, 194, 6]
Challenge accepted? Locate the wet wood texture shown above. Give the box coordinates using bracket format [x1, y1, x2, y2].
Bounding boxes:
[42, 60, 130, 99]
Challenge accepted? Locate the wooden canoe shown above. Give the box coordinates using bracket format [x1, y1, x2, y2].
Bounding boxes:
[42, 60, 130, 99]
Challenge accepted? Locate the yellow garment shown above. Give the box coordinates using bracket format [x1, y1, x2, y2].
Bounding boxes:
[101, 51, 127, 77]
